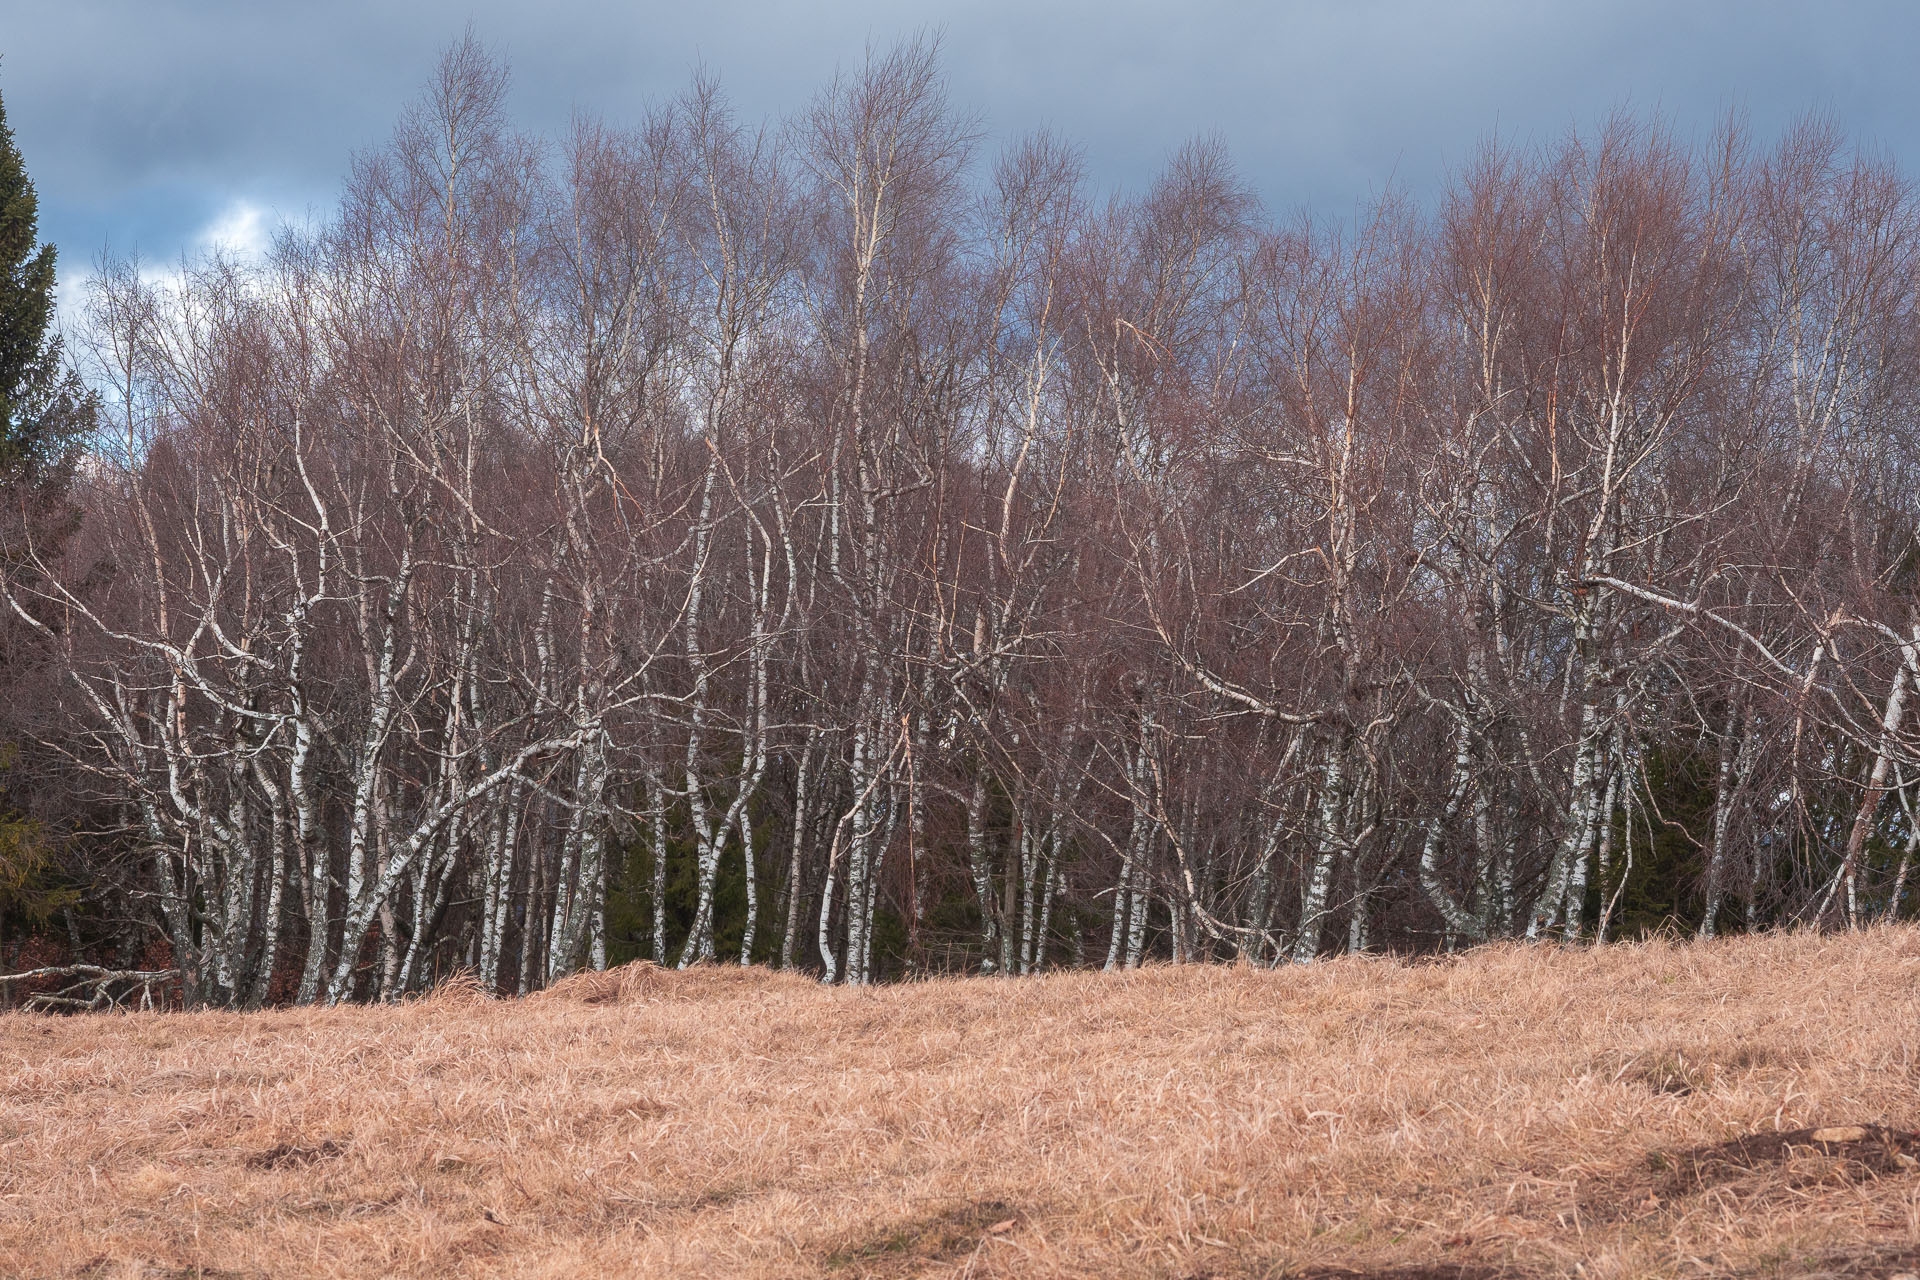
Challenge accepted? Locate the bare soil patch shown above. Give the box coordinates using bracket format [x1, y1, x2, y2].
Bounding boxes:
[822, 1199, 1022, 1277]
[248, 1136, 349, 1170]
[1580, 1122, 1920, 1228]
[1662, 1124, 1920, 1190]
[1293, 1268, 1527, 1280]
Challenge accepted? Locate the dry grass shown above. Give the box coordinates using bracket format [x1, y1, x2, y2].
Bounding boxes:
[5, 931, 1920, 1279]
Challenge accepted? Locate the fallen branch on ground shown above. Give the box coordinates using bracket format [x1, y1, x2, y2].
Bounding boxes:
[0, 965, 180, 1012]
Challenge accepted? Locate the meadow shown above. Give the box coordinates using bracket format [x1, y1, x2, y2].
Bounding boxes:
[3, 930, 1918, 1278]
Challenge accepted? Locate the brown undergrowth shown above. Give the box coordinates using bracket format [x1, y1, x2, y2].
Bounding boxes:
[4, 930, 1920, 1278]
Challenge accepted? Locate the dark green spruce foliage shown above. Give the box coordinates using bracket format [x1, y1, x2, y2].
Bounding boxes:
[0, 86, 87, 476]
[0, 83, 89, 979]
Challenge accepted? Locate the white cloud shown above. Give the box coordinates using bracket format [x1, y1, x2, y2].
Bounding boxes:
[50, 199, 280, 349]
[197, 200, 273, 262]
[52, 266, 90, 342]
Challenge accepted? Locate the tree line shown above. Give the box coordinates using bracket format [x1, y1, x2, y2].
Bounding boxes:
[4, 37, 1920, 1006]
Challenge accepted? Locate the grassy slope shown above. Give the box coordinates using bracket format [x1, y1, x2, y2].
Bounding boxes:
[3, 930, 1919, 1279]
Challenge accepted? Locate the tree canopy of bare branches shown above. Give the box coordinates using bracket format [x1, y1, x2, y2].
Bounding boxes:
[9, 39, 1920, 1006]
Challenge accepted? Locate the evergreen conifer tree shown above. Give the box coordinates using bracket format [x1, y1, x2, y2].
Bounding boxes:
[0, 80, 88, 987]
[0, 82, 88, 478]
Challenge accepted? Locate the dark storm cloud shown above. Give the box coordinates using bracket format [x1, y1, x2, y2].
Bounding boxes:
[3, 0, 1917, 288]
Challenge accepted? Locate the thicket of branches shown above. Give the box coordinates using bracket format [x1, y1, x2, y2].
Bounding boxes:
[8, 38, 1920, 1006]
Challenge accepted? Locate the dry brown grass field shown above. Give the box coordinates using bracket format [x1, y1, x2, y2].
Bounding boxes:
[4, 930, 1920, 1279]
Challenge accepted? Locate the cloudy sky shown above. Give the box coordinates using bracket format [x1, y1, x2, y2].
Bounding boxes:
[3, 0, 1917, 304]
